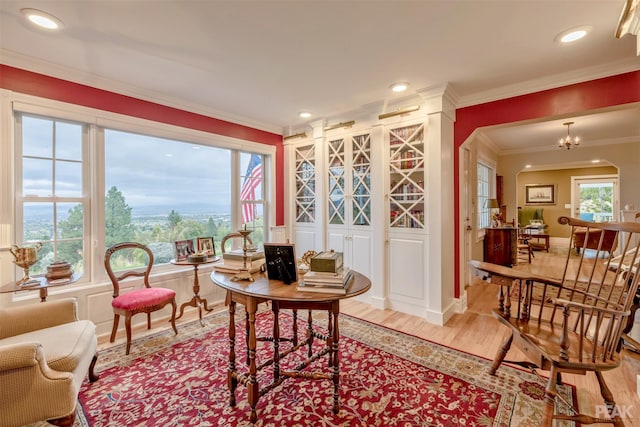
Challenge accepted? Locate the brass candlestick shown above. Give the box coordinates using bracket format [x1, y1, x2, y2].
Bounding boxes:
[231, 227, 254, 282]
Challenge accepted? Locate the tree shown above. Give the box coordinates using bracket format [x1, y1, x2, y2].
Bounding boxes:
[105, 186, 135, 246]
[56, 205, 84, 269]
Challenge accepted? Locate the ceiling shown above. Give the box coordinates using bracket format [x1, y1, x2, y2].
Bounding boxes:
[1, 0, 639, 154]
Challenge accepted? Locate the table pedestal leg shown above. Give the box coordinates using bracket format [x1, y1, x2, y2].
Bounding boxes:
[176, 264, 213, 326]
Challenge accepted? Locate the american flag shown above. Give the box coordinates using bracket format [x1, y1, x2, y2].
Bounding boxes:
[240, 154, 262, 223]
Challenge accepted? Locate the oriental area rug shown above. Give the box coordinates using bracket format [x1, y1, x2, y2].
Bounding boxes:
[74, 310, 578, 426]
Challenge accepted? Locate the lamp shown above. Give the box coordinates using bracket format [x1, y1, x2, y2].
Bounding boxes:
[558, 121, 580, 150]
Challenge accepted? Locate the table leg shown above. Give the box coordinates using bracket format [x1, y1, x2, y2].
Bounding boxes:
[228, 298, 237, 407]
[272, 302, 280, 381]
[307, 310, 314, 357]
[331, 301, 340, 414]
[39, 288, 48, 302]
[176, 264, 213, 326]
[246, 298, 259, 424]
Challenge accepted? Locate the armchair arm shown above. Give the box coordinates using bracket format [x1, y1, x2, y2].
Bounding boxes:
[0, 342, 75, 427]
[470, 260, 562, 287]
[0, 342, 72, 381]
[0, 298, 78, 339]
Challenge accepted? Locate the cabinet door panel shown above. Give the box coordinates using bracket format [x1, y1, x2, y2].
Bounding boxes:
[388, 237, 425, 300]
[351, 233, 372, 278]
[327, 231, 346, 254]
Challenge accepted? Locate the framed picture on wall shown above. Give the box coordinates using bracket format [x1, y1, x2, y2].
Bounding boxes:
[525, 184, 556, 205]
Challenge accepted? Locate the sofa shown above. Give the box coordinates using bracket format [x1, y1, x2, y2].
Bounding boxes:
[573, 227, 617, 254]
[0, 298, 98, 427]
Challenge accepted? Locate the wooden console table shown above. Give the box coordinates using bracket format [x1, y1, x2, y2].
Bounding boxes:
[210, 269, 371, 423]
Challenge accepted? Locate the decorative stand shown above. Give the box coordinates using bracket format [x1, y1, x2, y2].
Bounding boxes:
[231, 227, 254, 282]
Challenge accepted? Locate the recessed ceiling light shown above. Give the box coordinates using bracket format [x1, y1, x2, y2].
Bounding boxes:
[591, 159, 601, 163]
[525, 164, 532, 169]
[20, 8, 64, 30]
[555, 26, 591, 43]
[390, 82, 409, 93]
[299, 112, 311, 118]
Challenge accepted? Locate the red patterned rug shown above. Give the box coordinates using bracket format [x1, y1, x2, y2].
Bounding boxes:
[76, 310, 577, 426]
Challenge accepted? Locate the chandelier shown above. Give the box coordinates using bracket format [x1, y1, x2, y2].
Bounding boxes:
[558, 121, 580, 150]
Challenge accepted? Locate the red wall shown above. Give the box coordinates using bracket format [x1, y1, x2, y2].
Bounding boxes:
[454, 70, 640, 297]
[0, 65, 285, 224]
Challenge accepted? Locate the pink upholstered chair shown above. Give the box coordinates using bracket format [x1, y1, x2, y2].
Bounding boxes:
[104, 242, 178, 355]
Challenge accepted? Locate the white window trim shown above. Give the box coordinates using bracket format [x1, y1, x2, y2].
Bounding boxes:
[476, 155, 497, 241]
[4, 89, 277, 289]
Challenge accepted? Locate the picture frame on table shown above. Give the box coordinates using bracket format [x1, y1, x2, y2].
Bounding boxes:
[174, 239, 194, 262]
[196, 237, 216, 256]
[263, 243, 297, 284]
[525, 184, 556, 205]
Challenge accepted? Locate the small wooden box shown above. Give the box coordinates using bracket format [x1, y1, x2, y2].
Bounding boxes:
[310, 251, 343, 273]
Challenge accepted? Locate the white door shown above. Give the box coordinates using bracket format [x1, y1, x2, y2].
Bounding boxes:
[571, 175, 618, 222]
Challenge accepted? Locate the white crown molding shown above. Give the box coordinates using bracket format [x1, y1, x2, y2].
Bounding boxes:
[456, 58, 640, 108]
[0, 49, 283, 135]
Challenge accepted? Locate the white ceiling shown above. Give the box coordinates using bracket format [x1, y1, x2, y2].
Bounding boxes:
[1, 0, 639, 153]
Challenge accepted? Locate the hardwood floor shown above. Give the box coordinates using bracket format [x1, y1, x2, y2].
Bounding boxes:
[101, 249, 640, 426]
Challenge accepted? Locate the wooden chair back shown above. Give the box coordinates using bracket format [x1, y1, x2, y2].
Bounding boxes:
[104, 241, 154, 297]
[471, 216, 640, 425]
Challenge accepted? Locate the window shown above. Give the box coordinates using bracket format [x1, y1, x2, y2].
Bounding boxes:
[477, 161, 493, 232]
[17, 114, 89, 277]
[15, 107, 272, 281]
[240, 152, 265, 247]
[104, 129, 232, 265]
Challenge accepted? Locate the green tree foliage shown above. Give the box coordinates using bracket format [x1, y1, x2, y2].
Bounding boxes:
[105, 186, 135, 246]
[56, 205, 84, 270]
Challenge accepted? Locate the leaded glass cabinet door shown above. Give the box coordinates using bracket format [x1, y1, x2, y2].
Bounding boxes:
[388, 123, 425, 229]
[294, 143, 316, 223]
[351, 133, 371, 226]
[327, 137, 345, 225]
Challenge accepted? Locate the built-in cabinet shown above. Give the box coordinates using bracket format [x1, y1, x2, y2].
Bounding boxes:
[384, 119, 429, 316]
[290, 141, 321, 253]
[286, 90, 456, 324]
[326, 130, 373, 279]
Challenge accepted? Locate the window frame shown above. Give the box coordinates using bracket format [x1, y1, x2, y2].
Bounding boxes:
[9, 94, 276, 287]
[476, 159, 496, 239]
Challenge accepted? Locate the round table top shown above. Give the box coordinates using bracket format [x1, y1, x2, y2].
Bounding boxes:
[0, 272, 81, 294]
[210, 270, 371, 302]
[171, 256, 220, 266]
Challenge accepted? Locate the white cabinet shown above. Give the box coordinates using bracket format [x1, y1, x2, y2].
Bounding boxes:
[288, 139, 322, 254]
[384, 119, 430, 316]
[325, 130, 373, 279]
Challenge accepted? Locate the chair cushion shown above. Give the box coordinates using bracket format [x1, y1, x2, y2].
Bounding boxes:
[0, 320, 96, 373]
[112, 287, 176, 310]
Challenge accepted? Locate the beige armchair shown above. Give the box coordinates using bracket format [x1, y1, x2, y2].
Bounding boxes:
[0, 298, 98, 427]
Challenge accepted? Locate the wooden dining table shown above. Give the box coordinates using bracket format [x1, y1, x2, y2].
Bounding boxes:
[210, 269, 371, 424]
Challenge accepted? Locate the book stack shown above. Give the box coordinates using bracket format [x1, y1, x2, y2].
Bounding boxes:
[297, 267, 353, 294]
[214, 249, 265, 273]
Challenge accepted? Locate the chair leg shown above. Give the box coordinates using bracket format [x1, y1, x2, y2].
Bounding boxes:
[542, 365, 558, 427]
[169, 298, 178, 335]
[110, 314, 120, 343]
[88, 353, 99, 382]
[595, 371, 626, 427]
[489, 332, 513, 375]
[125, 313, 133, 355]
[147, 312, 151, 330]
